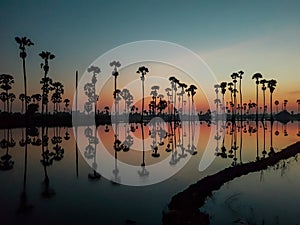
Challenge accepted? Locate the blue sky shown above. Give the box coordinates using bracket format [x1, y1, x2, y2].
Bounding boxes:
[1, 0, 300, 110]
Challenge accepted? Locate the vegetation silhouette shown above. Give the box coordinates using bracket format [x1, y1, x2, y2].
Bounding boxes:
[162, 141, 300, 225]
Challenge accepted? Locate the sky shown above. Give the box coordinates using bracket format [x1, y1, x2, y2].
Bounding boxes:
[1, 0, 300, 112]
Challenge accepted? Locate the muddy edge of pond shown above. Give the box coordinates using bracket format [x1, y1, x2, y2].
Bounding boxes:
[162, 141, 300, 225]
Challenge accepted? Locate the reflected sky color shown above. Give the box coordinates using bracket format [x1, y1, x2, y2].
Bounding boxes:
[0, 0, 300, 111]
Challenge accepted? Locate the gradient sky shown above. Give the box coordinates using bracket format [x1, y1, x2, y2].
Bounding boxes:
[1, 0, 300, 112]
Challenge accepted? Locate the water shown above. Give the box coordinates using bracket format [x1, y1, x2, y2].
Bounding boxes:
[0, 121, 299, 225]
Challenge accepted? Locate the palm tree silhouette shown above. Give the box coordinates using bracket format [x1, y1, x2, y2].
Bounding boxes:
[214, 84, 220, 117]
[178, 82, 187, 118]
[230, 72, 239, 120]
[137, 66, 149, 122]
[19, 93, 26, 113]
[15, 36, 34, 114]
[297, 99, 300, 115]
[267, 79, 277, 121]
[31, 94, 41, 112]
[8, 93, 16, 113]
[86, 65, 100, 117]
[252, 73, 263, 121]
[0, 92, 8, 112]
[187, 84, 197, 120]
[220, 82, 227, 117]
[150, 85, 160, 116]
[237, 71, 244, 120]
[50, 81, 64, 113]
[283, 99, 288, 111]
[63, 98, 70, 112]
[39, 51, 55, 115]
[260, 79, 268, 120]
[275, 100, 279, 114]
[0, 74, 14, 113]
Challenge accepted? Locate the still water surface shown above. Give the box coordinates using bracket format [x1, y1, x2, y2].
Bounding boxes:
[0, 121, 299, 225]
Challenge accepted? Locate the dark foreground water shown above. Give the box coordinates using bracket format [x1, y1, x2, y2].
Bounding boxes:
[0, 121, 299, 225]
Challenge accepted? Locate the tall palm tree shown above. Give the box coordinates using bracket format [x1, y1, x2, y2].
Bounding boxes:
[86, 66, 100, 116]
[230, 72, 239, 119]
[39, 51, 55, 115]
[220, 82, 227, 117]
[187, 84, 197, 119]
[237, 70, 244, 119]
[15, 36, 34, 114]
[214, 84, 220, 116]
[267, 79, 277, 121]
[178, 82, 187, 118]
[0, 74, 15, 113]
[260, 79, 268, 120]
[150, 85, 159, 116]
[252, 73, 263, 121]
[136, 66, 149, 122]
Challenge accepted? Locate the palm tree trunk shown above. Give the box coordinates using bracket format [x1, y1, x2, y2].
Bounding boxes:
[141, 79, 144, 123]
[22, 58, 27, 114]
[239, 78, 242, 121]
[270, 93, 273, 121]
[256, 84, 258, 121]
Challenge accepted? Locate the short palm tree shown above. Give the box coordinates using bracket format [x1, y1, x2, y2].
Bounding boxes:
[0, 74, 14, 113]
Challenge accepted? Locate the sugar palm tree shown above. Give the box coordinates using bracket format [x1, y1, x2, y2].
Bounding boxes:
[0, 74, 15, 113]
[237, 70, 244, 119]
[178, 82, 187, 118]
[267, 79, 277, 121]
[136, 66, 149, 122]
[230, 72, 239, 118]
[283, 99, 288, 111]
[15, 36, 34, 114]
[187, 84, 197, 119]
[0, 92, 8, 112]
[150, 85, 159, 116]
[274, 100, 279, 114]
[63, 99, 70, 112]
[86, 65, 100, 116]
[8, 93, 16, 113]
[39, 51, 55, 115]
[214, 84, 220, 116]
[252, 73, 263, 121]
[220, 82, 227, 117]
[260, 79, 268, 120]
[297, 99, 300, 115]
[50, 81, 64, 113]
[19, 93, 26, 113]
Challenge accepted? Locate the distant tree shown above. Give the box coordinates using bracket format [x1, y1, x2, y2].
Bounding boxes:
[274, 100, 279, 114]
[50, 82, 64, 113]
[8, 93, 16, 113]
[63, 99, 70, 112]
[0, 92, 8, 112]
[0, 74, 14, 113]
